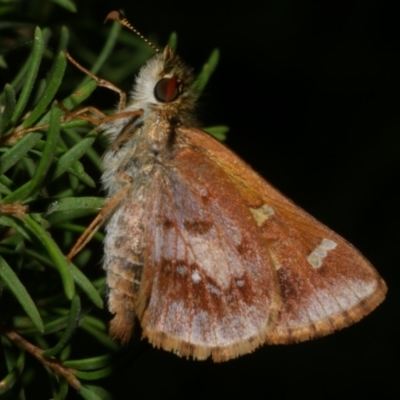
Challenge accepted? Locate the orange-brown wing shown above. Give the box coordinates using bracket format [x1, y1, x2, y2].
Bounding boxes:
[181, 127, 387, 344]
[137, 148, 281, 362]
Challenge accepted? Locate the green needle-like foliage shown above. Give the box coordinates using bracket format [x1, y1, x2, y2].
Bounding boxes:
[0, 2, 224, 398]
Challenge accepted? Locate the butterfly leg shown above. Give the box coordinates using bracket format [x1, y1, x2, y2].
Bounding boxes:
[65, 52, 127, 111]
[69, 109, 144, 126]
[59, 104, 143, 128]
[66, 172, 133, 262]
[1, 109, 104, 146]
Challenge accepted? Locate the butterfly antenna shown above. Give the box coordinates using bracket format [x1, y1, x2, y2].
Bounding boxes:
[105, 10, 160, 53]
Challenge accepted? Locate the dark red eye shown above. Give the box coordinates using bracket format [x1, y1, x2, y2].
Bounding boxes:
[154, 76, 180, 103]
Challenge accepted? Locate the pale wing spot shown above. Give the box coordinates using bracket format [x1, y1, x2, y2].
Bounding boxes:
[192, 270, 202, 284]
[177, 265, 187, 275]
[307, 252, 322, 268]
[250, 204, 275, 227]
[268, 249, 282, 271]
[307, 238, 338, 269]
[208, 283, 222, 296]
[320, 238, 338, 250]
[314, 247, 328, 258]
[236, 279, 244, 287]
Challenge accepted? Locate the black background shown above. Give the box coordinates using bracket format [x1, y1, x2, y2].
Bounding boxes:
[1, 0, 398, 398]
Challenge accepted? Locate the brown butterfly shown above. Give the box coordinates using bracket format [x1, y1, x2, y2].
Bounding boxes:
[68, 11, 387, 362]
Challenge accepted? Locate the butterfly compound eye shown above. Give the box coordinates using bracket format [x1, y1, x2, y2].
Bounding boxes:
[154, 76, 180, 103]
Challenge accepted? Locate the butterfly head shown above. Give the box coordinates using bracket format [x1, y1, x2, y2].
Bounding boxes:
[131, 46, 197, 124]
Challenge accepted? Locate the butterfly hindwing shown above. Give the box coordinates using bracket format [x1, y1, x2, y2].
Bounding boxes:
[139, 147, 281, 361]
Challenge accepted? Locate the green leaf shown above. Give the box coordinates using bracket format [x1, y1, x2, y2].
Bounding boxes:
[23, 215, 75, 300]
[0, 181, 11, 195]
[69, 263, 103, 309]
[0, 132, 42, 175]
[81, 317, 119, 351]
[0, 52, 30, 105]
[75, 365, 115, 381]
[0, 175, 12, 189]
[10, 27, 45, 127]
[51, 0, 77, 13]
[45, 204, 100, 225]
[34, 79, 98, 128]
[53, 378, 69, 400]
[60, 80, 97, 111]
[79, 385, 112, 400]
[22, 51, 67, 128]
[28, 104, 62, 191]
[0, 216, 31, 240]
[63, 128, 102, 171]
[0, 347, 25, 395]
[67, 168, 96, 188]
[46, 197, 104, 215]
[2, 335, 16, 372]
[78, 386, 104, 400]
[167, 32, 178, 51]
[63, 353, 114, 370]
[193, 48, 220, 95]
[0, 54, 7, 69]
[0, 255, 44, 332]
[204, 125, 229, 141]
[57, 26, 70, 54]
[32, 78, 47, 107]
[0, 84, 16, 135]
[20, 314, 69, 335]
[4, 105, 62, 203]
[77, 18, 122, 87]
[42, 294, 81, 357]
[49, 130, 97, 181]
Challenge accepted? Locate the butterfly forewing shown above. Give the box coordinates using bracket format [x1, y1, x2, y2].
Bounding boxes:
[179, 126, 387, 343]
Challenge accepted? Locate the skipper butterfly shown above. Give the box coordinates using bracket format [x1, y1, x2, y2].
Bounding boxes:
[67, 11, 387, 362]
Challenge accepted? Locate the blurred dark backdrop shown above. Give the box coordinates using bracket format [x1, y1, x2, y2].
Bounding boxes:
[1, 0, 398, 398]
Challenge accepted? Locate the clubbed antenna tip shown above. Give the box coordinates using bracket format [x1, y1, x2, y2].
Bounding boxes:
[104, 10, 160, 53]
